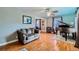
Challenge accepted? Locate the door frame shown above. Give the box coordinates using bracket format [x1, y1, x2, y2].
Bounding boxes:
[35, 19, 41, 30]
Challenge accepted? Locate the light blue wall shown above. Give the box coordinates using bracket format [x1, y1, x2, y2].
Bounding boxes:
[0, 7, 76, 45]
[62, 14, 75, 27]
[0, 8, 35, 44]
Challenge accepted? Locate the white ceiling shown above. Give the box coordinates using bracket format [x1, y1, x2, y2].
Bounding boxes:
[17, 7, 76, 18]
[3, 7, 76, 18]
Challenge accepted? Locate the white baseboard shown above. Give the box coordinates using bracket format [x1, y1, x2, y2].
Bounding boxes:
[0, 40, 18, 46]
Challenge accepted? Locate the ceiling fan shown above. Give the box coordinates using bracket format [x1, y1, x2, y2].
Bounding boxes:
[41, 8, 58, 13]
[40, 7, 58, 17]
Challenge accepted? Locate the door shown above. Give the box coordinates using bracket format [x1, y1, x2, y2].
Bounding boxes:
[41, 19, 46, 32]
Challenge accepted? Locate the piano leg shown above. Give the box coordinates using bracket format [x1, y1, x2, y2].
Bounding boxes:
[65, 33, 67, 41]
[72, 32, 76, 40]
[60, 32, 67, 41]
[60, 31, 70, 41]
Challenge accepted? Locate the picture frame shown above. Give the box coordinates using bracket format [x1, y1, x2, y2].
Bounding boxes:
[22, 15, 32, 24]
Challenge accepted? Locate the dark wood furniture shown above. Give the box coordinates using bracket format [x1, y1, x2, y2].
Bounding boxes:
[59, 25, 70, 41]
[59, 23, 76, 41]
[46, 27, 52, 33]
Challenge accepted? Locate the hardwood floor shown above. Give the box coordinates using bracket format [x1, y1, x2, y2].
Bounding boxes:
[0, 33, 79, 51]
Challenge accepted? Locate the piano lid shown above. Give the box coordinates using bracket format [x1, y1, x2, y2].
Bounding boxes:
[58, 21, 71, 27]
[58, 21, 72, 27]
[59, 25, 70, 27]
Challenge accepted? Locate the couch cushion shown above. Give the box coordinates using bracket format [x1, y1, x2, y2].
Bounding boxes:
[28, 29, 32, 34]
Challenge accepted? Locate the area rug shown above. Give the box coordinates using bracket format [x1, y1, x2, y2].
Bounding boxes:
[56, 35, 75, 44]
[56, 35, 79, 51]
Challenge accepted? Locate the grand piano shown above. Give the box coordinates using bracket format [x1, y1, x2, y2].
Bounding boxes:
[58, 21, 76, 41]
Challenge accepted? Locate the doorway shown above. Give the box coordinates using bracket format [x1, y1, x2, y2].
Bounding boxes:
[35, 19, 41, 30]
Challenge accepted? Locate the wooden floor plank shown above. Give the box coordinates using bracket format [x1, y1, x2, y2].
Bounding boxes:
[0, 33, 79, 51]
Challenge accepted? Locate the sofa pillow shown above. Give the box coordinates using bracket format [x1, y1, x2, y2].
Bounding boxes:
[28, 29, 32, 34]
[32, 29, 34, 34]
[21, 29, 27, 34]
[30, 28, 34, 34]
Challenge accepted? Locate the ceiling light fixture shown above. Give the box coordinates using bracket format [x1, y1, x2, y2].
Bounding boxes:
[47, 12, 51, 16]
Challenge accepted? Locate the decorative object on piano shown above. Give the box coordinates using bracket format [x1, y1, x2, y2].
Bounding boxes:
[22, 15, 32, 24]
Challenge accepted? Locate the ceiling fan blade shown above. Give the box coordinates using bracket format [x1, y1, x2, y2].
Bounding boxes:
[40, 7, 51, 13]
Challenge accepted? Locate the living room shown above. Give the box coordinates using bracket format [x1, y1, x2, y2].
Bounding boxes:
[0, 7, 79, 51]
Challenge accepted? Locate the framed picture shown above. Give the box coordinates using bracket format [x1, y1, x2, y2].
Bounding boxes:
[22, 15, 32, 24]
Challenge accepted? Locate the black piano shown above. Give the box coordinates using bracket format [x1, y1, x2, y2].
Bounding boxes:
[58, 21, 76, 41]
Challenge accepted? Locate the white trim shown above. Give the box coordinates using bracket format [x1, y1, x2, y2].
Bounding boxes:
[0, 40, 18, 46]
